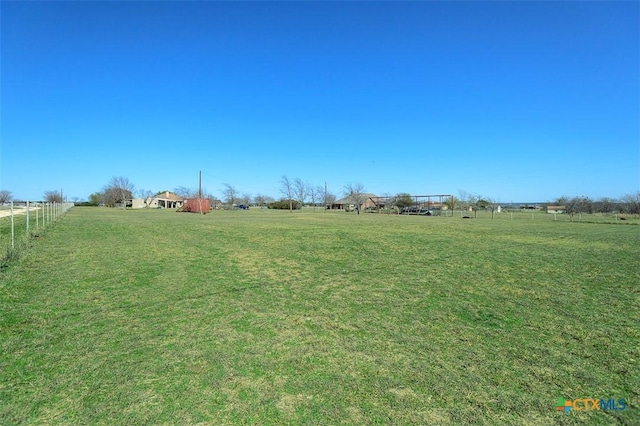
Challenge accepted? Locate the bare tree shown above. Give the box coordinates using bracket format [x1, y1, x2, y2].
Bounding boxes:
[44, 190, 63, 203]
[343, 182, 367, 214]
[221, 183, 238, 208]
[560, 196, 591, 221]
[279, 175, 295, 212]
[254, 194, 270, 209]
[484, 197, 501, 219]
[103, 176, 135, 208]
[467, 193, 481, 218]
[458, 189, 470, 216]
[445, 195, 456, 212]
[0, 190, 12, 205]
[294, 178, 307, 210]
[621, 191, 640, 214]
[102, 188, 118, 207]
[201, 189, 214, 201]
[174, 186, 198, 198]
[594, 197, 615, 214]
[308, 185, 323, 211]
[324, 190, 337, 209]
[137, 189, 155, 208]
[239, 193, 252, 206]
[377, 192, 395, 214]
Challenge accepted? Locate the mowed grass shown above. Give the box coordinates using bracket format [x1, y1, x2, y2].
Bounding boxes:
[0, 208, 638, 425]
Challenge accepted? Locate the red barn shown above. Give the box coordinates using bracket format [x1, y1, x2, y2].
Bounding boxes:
[183, 198, 210, 213]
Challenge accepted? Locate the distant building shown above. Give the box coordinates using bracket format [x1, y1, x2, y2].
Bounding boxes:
[329, 193, 379, 211]
[546, 205, 566, 214]
[131, 191, 184, 209]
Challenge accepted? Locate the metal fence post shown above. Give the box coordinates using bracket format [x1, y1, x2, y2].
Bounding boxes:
[10, 201, 15, 249]
[26, 200, 30, 235]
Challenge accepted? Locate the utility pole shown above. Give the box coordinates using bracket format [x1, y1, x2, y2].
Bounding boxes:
[324, 182, 328, 213]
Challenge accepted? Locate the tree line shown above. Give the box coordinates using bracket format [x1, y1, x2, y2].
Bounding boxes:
[0, 189, 66, 204]
[1, 181, 639, 216]
[79, 175, 354, 211]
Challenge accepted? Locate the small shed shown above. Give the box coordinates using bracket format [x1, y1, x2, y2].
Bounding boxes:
[183, 198, 210, 213]
[546, 205, 566, 214]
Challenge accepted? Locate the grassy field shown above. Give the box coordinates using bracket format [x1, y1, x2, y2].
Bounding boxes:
[0, 207, 638, 424]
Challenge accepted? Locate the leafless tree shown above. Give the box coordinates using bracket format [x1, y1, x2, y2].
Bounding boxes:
[308, 185, 323, 211]
[293, 178, 307, 210]
[102, 188, 118, 208]
[174, 186, 198, 198]
[445, 195, 456, 211]
[484, 197, 501, 219]
[593, 197, 615, 214]
[343, 182, 367, 214]
[621, 191, 640, 214]
[458, 189, 470, 215]
[559, 195, 591, 221]
[466, 193, 481, 218]
[102, 176, 135, 208]
[279, 175, 295, 212]
[221, 183, 237, 207]
[378, 192, 395, 214]
[44, 190, 63, 203]
[137, 189, 155, 208]
[324, 191, 336, 207]
[239, 193, 252, 206]
[254, 194, 270, 209]
[0, 190, 12, 205]
[202, 190, 214, 201]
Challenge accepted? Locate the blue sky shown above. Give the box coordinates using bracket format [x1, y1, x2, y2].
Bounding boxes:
[1, 1, 638, 202]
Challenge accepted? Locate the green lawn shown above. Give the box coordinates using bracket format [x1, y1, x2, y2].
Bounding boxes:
[1, 207, 638, 424]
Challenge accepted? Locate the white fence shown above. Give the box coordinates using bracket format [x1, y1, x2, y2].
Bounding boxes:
[0, 201, 74, 261]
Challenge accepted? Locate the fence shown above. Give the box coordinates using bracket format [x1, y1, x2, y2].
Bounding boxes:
[451, 208, 638, 224]
[0, 201, 74, 266]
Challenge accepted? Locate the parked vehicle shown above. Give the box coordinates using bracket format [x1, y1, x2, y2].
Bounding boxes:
[400, 207, 432, 215]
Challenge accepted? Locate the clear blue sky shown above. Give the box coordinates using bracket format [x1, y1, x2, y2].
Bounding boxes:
[1, 1, 638, 202]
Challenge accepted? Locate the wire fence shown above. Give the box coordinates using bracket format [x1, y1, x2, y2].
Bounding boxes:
[459, 209, 638, 223]
[0, 201, 74, 267]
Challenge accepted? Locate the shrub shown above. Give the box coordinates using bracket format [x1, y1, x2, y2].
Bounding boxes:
[268, 199, 299, 210]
